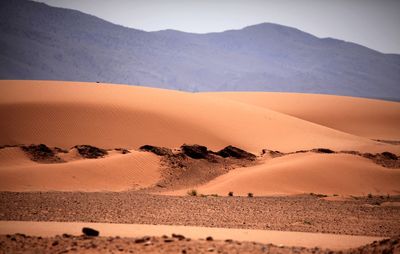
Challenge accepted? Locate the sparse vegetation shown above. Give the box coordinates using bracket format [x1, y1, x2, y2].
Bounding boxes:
[333, 194, 338, 197]
[228, 191, 233, 197]
[303, 220, 312, 225]
[187, 189, 198, 196]
[368, 193, 373, 198]
[247, 192, 253, 198]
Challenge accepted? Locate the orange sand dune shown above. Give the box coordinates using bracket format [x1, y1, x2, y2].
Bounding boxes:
[0, 148, 160, 191]
[202, 92, 400, 140]
[0, 80, 397, 154]
[173, 153, 400, 196]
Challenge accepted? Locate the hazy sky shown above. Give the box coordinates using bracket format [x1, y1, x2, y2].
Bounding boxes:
[36, 0, 400, 54]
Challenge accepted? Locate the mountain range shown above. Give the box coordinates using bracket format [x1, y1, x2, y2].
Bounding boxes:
[1, 0, 399, 100]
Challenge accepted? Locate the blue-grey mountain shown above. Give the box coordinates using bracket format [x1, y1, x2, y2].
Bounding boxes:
[1, 0, 399, 100]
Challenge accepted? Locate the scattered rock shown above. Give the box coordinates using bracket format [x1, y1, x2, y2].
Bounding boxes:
[261, 149, 284, 157]
[340, 150, 362, 156]
[181, 144, 209, 159]
[206, 236, 213, 241]
[172, 233, 185, 240]
[139, 145, 173, 156]
[74, 145, 107, 159]
[115, 148, 131, 154]
[134, 237, 146, 244]
[216, 145, 256, 160]
[82, 227, 99, 237]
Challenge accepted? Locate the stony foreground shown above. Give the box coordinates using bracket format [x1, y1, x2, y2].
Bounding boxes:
[1, 233, 399, 254]
[1, 192, 399, 237]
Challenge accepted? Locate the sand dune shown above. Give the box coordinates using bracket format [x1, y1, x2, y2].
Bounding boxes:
[0, 80, 397, 155]
[0, 80, 399, 194]
[0, 148, 160, 191]
[180, 153, 400, 196]
[203, 92, 400, 140]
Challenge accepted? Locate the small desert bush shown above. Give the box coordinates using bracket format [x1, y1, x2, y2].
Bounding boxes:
[368, 193, 373, 198]
[187, 189, 198, 196]
[247, 192, 254, 198]
[228, 191, 233, 197]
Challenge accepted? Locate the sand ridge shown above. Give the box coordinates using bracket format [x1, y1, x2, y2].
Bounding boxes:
[0, 80, 399, 196]
[1, 80, 398, 154]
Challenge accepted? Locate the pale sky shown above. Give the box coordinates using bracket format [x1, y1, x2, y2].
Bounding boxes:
[36, 0, 400, 54]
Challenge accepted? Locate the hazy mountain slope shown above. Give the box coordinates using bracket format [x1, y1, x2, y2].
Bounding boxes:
[1, 0, 400, 100]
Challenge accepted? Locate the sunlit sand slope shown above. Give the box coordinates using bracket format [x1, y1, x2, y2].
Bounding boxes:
[0, 80, 396, 154]
[203, 92, 400, 140]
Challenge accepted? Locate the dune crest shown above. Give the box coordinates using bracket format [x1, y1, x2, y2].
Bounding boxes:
[0, 80, 398, 154]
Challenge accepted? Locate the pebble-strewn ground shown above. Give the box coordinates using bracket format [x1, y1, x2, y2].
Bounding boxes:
[1, 233, 399, 254]
[1, 192, 399, 237]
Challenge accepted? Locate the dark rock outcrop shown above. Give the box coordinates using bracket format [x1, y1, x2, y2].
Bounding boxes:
[216, 146, 256, 160]
[74, 145, 107, 159]
[311, 148, 335, 154]
[381, 152, 397, 160]
[180, 144, 209, 159]
[139, 145, 173, 156]
[21, 144, 63, 163]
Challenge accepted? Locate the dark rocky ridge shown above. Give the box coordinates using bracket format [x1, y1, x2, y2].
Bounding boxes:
[139, 145, 173, 156]
[216, 145, 257, 160]
[73, 145, 108, 159]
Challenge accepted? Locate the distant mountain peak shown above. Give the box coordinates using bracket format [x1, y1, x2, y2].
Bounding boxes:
[1, 0, 399, 101]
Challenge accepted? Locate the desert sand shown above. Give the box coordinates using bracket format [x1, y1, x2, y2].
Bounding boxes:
[203, 92, 400, 140]
[1, 80, 399, 253]
[0, 148, 160, 191]
[0, 221, 384, 249]
[172, 153, 400, 196]
[1, 80, 398, 154]
[1, 80, 399, 195]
